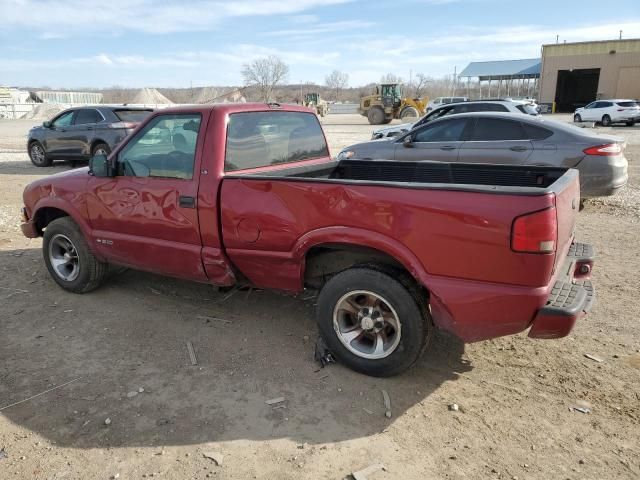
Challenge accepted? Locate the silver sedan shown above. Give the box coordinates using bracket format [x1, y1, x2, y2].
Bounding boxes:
[338, 112, 628, 198]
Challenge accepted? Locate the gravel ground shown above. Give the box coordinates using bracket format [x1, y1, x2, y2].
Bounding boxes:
[0, 114, 639, 480]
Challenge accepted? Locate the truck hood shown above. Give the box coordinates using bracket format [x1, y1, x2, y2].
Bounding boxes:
[23, 167, 91, 213]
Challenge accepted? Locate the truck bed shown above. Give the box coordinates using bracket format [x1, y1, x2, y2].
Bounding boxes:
[235, 159, 574, 195]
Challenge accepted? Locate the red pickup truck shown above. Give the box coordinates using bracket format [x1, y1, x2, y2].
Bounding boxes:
[21, 103, 595, 377]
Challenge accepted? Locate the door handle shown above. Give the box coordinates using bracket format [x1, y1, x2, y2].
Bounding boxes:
[179, 196, 196, 209]
[440, 145, 456, 151]
[509, 146, 528, 152]
[86, 126, 94, 130]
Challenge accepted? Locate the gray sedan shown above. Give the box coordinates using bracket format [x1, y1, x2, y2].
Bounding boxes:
[338, 112, 628, 198]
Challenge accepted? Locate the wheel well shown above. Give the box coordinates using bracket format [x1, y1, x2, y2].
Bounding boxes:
[90, 139, 109, 154]
[34, 207, 69, 235]
[303, 244, 428, 297]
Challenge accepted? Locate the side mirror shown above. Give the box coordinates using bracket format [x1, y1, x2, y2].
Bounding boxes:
[402, 135, 414, 148]
[89, 154, 112, 177]
[42, 121, 52, 128]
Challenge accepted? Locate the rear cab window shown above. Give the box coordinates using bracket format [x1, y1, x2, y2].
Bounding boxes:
[225, 111, 329, 172]
[114, 109, 153, 122]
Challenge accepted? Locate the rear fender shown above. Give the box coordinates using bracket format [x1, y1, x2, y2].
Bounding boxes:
[295, 226, 431, 289]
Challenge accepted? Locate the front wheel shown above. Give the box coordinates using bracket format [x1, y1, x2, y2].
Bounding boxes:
[92, 142, 111, 157]
[43, 217, 108, 293]
[29, 141, 51, 167]
[574, 114, 582, 123]
[316, 267, 431, 377]
[601, 115, 611, 126]
[400, 106, 420, 120]
[626, 121, 635, 127]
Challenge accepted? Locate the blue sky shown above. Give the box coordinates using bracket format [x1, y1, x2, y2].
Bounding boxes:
[1, 0, 639, 89]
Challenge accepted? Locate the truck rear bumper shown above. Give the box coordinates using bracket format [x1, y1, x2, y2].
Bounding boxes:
[528, 242, 595, 339]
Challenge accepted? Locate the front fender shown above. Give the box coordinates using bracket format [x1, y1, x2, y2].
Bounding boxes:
[31, 196, 93, 240]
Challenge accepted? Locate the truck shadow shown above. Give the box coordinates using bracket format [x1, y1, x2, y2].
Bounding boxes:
[0, 247, 471, 448]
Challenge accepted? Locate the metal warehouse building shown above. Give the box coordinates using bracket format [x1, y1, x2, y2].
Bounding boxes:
[539, 38, 640, 112]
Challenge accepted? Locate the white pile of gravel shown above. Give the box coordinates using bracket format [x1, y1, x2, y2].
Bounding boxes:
[130, 88, 173, 104]
[21, 103, 65, 120]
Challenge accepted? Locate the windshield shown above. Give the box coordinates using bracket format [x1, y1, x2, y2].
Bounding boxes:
[516, 104, 540, 115]
[381, 84, 401, 98]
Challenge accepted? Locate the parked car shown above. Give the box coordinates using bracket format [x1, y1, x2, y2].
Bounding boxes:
[341, 112, 627, 198]
[426, 96, 469, 112]
[371, 99, 540, 140]
[574, 99, 640, 126]
[21, 103, 594, 377]
[27, 106, 153, 167]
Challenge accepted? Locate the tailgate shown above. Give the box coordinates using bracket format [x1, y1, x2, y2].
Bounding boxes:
[552, 169, 581, 273]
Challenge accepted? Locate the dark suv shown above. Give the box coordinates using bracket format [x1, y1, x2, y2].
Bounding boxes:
[27, 106, 153, 167]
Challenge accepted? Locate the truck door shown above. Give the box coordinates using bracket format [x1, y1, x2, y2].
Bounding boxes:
[394, 117, 469, 162]
[458, 117, 533, 164]
[86, 112, 208, 281]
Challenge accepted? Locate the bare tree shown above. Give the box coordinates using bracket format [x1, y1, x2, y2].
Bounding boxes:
[380, 73, 403, 84]
[241, 55, 289, 102]
[325, 70, 349, 101]
[412, 73, 431, 98]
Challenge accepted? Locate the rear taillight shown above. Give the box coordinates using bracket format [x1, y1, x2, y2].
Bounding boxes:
[583, 143, 622, 156]
[109, 121, 138, 129]
[511, 207, 557, 254]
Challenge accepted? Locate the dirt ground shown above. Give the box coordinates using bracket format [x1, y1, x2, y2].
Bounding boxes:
[0, 114, 639, 480]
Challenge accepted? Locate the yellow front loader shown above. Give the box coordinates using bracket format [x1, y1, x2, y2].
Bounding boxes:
[358, 83, 428, 125]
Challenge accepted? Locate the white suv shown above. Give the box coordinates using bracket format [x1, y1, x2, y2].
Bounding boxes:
[574, 99, 640, 126]
[426, 96, 469, 112]
[371, 99, 539, 140]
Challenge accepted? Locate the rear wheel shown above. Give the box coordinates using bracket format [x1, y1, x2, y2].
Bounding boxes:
[29, 141, 51, 167]
[367, 107, 386, 125]
[92, 142, 111, 157]
[43, 217, 107, 293]
[573, 114, 582, 123]
[601, 115, 611, 127]
[626, 121, 635, 127]
[316, 267, 430, 377]
[400, 106, 420, 120]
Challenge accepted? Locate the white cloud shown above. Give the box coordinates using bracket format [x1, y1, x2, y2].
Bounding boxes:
[0, 0, 354, 35]
[265, 20, 374, 37]
[95, 54, 114, 65]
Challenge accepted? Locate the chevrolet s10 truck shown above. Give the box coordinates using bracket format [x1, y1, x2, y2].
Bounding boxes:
[21, 103, 595, 376]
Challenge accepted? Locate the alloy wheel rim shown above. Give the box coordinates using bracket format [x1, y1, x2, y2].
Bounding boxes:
[332, 290, 401, 359]
[48, 234, 80, 281]
[31, 144, 45, 163]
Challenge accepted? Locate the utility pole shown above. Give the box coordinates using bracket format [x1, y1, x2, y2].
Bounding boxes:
[451, 66, 457, 96]
[556, 34, 559, 44]
[619, 30, 623, 39]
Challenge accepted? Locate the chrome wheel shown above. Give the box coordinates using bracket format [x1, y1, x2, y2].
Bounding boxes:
[30, 143, 45, 164]
[94, 147, 108, 156]
[48, 234, 80, 281]
[332, 290, 401, 359]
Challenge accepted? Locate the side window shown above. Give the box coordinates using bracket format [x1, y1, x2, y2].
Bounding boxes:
[523, 123, 553, 140]
[225, 111, 329, 172]
[449, 104, 469, 114]
[52, 111, 74, 128]
[591, 102, 602, 108]
[413, 118, 468, 142]
[73, 109, 103, 125]
[118, 114, 201, 179]
[601, 101, 613, 108]
[469, 118, 528, 141]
